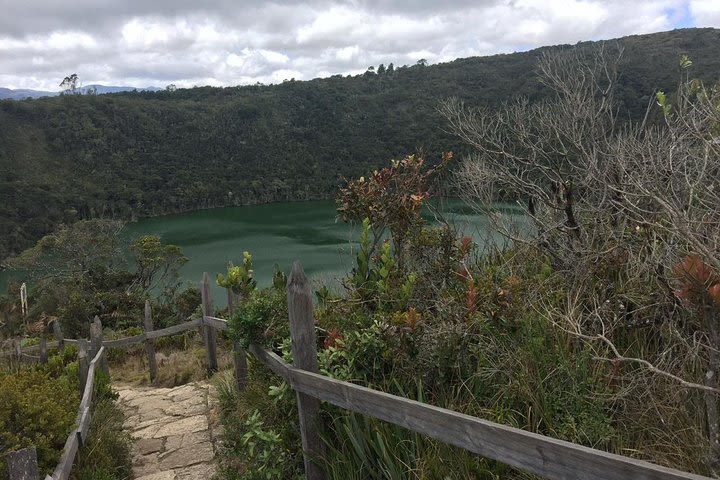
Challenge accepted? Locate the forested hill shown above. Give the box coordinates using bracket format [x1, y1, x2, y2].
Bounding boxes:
[2, 27, 719, 261]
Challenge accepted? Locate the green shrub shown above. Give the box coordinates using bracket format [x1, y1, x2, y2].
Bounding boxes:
[0, 369, 78, 478]
[229, 289, 288, 348]
[70, 398, 132, 480]
[215, 360, 303, 480]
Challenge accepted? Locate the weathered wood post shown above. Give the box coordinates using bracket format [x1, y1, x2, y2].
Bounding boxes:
[39, 338, 48, 364]
[287, 262, 326, 480]
[144, 300, 158, 384]
[7, 446, 39, 480]
[13, 339, 21, 362]
[52, 320, 64, 351]
[201, 272, 218, 374]
[77, 339, 89, 397]
[226, 288, 247, 392]
[90, 316, 109, 376]
[226, 288, 238, 312]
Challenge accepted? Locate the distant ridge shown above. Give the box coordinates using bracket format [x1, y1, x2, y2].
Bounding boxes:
[0, 84, 162, 100]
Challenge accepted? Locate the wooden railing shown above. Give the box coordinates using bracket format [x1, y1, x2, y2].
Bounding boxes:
[3, 263, 713, 480]
[5, 343, 107, 480]
[1, 301, 220, 480]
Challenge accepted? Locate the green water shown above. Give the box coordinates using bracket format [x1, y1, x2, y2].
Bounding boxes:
[123, 200, 361, 299]
[3, 199, 521, 306]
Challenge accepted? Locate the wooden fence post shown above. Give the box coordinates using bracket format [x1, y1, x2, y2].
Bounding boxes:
[39, 338, 48, 364]
[77, 339, 89, 397]
[7, 446, 39, 480]
[201, 272, 218, 374]
[226, 288, 237, 312]
[227, 288, 248, 392]
[144, 300, 158, 384]
[52, 320, 64, 351]
[90, 317, 109, 376]
[287, 262, 326, 480]
[13, 339, 21, 362]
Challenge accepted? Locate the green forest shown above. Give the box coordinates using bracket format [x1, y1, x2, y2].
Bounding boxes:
[2, 28, 720, 261]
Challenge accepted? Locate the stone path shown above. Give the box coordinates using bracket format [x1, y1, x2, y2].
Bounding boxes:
[114, 382, 223, 480]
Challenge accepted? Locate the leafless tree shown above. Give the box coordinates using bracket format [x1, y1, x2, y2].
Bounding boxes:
[441, 45, 720, 467]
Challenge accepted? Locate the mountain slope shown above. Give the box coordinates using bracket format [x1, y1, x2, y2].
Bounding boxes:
[0, 85, 162, 100]
[1, 28, 719, 261]
[0, 87, 57, 100]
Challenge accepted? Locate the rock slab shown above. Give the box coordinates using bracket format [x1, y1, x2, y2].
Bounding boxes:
[115, 382, 221, 479]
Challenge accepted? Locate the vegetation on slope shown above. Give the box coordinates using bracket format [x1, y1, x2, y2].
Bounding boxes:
[0, 220, 197, 338]
[2, 28, 720, 480]
[213, 50, 720, 478]
[2, 28, 719, 260]
[0, 349, 131, 480]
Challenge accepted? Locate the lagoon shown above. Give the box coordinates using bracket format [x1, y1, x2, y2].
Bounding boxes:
[3, 199, 520, 305]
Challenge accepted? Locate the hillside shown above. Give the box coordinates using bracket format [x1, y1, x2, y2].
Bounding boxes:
[0, 85, 162, 100]
[1, 27, 719, 261]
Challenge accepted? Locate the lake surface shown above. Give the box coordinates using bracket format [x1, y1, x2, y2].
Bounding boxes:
[124, 199, 517, 304]
[3, 199, 521, 306]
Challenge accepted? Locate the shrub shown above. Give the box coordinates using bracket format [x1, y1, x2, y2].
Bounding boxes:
[215, 361, 303, 480]
[70, 398, 132, 480]
[0, 368, 77, 478]
[229, 288, 288, 348]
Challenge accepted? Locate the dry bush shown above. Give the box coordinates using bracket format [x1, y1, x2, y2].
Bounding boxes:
[442, 45, 720, 473]
[109, 332, 233, 387]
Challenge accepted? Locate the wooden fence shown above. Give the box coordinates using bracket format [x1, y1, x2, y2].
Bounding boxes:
[5, 334, 108, 480]
[2, 263, 714, 480]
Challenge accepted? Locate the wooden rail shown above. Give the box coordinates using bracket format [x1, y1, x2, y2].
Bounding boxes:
[6, 346, 109, 480]
[49, 346, 106, 480]
[4, 266, 714, 480]
[3, 310, 205, 480]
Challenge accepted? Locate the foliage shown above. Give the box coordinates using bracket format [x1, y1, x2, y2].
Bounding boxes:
[672, 255, 720, 307]
[271, 263, 287, 290]
[0, 367, 77, 478]
[217, 252, 257, 298]
[337, 151, 451, 258]
[59, 74, 79, 95]
[130, 234, 187, 290]
[346, 218, 379, 303]
[2, 220, 191, 336]
[4, 219, 124, 278]
[70, 398, 132, 480]
[442, 46, 720, 472]
[236, 410, 290, 479]
[321, 413, 499, 480]
[215, 364, 303, 480]
[0, 345, 129, 480]
[229, 288, 287, 348]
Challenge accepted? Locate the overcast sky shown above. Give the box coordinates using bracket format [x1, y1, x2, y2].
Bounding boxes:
[0, 0, 718, 91]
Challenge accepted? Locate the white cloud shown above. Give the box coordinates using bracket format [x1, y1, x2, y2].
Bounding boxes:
[334, 46, 360, 62]
[690, 0, 720, 26]
[0, 0, 715, 90]
[0, 30, 97, 51]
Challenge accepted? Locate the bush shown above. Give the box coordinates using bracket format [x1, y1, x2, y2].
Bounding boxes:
[229, 288, 288, 348]
[70, 398, 132, 480]
[215, 363, 303, 480]
[0, 368, 78, 478]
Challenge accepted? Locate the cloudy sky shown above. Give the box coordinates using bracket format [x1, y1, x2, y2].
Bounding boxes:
[1, 0, 718, 91]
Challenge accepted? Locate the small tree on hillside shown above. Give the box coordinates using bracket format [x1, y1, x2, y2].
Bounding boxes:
[59, 73, 80, 95]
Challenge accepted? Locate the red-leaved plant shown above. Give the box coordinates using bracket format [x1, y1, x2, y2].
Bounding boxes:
[673, 255, 720, 307]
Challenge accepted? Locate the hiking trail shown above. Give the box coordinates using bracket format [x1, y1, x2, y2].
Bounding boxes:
[114, 382, 223, 480]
